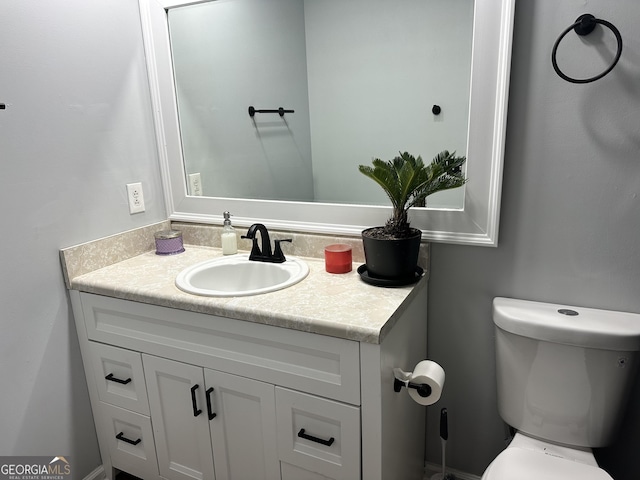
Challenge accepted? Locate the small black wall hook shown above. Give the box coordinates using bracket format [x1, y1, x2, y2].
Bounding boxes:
[573, 13, 598, 36]
[0, 103, 6, 110]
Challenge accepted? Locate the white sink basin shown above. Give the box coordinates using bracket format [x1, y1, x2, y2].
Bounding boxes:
[175, 254, 309, 297]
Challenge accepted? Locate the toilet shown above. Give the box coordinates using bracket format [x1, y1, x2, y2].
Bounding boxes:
[482, 297, 640, 480]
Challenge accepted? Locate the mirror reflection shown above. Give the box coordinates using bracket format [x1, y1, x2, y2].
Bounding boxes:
[168, 0, 473, 209]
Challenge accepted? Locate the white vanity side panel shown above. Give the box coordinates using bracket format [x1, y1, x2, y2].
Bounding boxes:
[80, 293, 361, 404]
[69, 290, 116, 479]
[359, 343, 383, 480]
[361, 284, 428, 480]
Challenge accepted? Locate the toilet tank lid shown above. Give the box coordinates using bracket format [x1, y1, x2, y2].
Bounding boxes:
[493, 297, 640, 351]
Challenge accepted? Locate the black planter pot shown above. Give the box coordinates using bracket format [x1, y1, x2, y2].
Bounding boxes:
[361, 227, 421, 281]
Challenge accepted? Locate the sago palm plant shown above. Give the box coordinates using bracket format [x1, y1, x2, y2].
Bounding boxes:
[358, 151, 467, 238]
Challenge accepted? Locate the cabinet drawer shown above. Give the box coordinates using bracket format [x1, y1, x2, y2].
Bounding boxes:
[89, 342, 149, 415]
[98, 402, 158, 480]
[81, 293, 361, 404]
[276, 388, 360, 480]
[281, 462, 335, 480]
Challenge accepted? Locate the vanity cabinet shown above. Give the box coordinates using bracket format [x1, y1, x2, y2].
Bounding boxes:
[71, 284, 427, 480]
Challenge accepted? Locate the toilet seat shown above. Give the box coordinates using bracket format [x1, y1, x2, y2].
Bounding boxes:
[483, 447, 613, 480]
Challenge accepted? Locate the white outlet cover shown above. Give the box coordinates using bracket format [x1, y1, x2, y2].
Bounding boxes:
[188, 173, 203, 196]
[126, 182, 145, 214]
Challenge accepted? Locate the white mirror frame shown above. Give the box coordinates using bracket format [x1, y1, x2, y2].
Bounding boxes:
[139, 0, 515, 246]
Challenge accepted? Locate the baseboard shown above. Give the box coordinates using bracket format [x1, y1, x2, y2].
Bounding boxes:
[84, 465, 106, 480]
[89, 461, 477, 480]
[425, 461, 482, 480]
[89, 461, 480, 480]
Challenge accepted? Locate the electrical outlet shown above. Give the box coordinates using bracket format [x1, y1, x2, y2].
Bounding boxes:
[188, 173, 203, 196]
[126, 182, 146, 214]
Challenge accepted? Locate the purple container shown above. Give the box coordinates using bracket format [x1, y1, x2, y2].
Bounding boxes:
[154, 230, 185, 255]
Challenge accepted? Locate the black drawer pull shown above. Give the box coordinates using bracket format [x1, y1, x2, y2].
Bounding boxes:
[105, 373, 132, 385]
[205, 387, 217, 420]
[116, 432, 141, 446]
[298, 428, 335, 447]
[191, 384, 202, 417]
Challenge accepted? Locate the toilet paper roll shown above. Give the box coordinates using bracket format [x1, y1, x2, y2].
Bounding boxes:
[407, 360, 446, 406]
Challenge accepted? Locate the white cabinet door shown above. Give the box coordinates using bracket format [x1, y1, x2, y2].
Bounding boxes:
[143, 354, 216, 480]
[205, 369, 279, 480]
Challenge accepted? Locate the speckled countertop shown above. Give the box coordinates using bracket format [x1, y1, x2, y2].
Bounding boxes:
[61, 221, 429, 344]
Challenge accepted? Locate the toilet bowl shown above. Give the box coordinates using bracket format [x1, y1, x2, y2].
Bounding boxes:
[481, 433, 612, 480]
[482, 297, 640, 480]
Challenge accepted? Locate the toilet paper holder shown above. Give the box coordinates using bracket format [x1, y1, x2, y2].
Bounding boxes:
[393, 377, 432, 398]
[393, 362, 444, 406]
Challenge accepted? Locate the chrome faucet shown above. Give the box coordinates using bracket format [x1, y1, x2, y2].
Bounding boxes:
[241, 224, 292, 263]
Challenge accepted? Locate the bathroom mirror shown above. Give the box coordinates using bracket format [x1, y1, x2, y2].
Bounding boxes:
[139, 0, 515, 245]
[169, 0, 473, 210]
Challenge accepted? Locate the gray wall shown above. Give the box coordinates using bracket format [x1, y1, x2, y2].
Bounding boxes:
[426, 0, 640, 478]
[305, 0, 472, 208]
[0, 0, 165, 477]
[170, 0, 315, 202]
[3, 1, 639, 479]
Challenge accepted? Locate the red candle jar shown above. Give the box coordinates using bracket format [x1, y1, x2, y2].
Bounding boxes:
[324, 244, 353, 274]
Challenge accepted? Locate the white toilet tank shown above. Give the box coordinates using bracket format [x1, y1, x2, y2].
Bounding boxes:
[493, 297, 640, 448]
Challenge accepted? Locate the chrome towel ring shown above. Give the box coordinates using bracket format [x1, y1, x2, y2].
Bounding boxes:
[552, 13, 623, 84]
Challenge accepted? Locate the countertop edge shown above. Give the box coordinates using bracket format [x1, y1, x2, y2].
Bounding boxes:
[70, 269, 428, 345]
[63, 222, 430, 345]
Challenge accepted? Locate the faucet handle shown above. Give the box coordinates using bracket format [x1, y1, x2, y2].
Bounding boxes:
[272, 239, 292, 263]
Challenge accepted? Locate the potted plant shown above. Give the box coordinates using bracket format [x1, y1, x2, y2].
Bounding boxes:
[358, 150, 467, 284]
